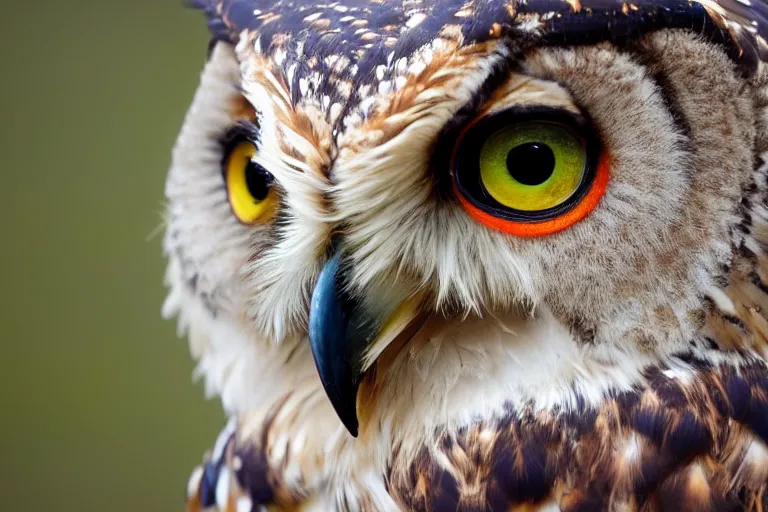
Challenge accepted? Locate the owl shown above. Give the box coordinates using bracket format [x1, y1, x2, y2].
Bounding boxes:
[163, 0, 768, 510]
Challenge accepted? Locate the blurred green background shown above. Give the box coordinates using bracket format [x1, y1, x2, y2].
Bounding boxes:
[0, 1, 223, 509]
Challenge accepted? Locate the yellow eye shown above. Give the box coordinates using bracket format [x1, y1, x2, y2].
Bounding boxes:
[479, 122, 586, 211]
[225, 141, 277, 224]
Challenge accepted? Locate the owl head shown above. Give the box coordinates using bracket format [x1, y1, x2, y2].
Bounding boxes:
[164, 0, 768, 438]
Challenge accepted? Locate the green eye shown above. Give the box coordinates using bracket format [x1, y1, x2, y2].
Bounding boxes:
[478, 122, 586, 211]
[451, 108, 607, 237]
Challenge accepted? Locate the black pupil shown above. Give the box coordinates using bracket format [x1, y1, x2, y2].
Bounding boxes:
[244, 161, 273, 201]
[506, 142, 555, 186]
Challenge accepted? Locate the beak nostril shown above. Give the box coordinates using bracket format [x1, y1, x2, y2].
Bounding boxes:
[327, 232, 343, 254]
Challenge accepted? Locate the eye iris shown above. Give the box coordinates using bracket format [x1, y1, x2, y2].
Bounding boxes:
[245, 161, 272, 202]
[477, 122, 586, 212]
[225, 141, 277, 224]
[506, 142, 555, 186]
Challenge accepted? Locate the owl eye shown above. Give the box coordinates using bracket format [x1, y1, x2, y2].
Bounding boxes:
[452, 108, 609, 237]
[224, 140, 277, 224]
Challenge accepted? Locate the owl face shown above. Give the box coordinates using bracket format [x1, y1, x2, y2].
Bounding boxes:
[165, 0, 767, 435]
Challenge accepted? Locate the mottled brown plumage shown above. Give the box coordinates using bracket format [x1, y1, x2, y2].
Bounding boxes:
[191, 356, 768, 511]
[392, 359, 768, 511]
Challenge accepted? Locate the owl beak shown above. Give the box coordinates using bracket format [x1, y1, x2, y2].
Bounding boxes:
[308, 251, 422, 437]
[308, 252, 368, 437]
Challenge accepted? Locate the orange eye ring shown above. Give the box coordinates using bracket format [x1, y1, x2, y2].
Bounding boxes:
[454, 153, 610, 237]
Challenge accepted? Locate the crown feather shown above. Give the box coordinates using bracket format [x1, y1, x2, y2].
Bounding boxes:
[189, 0, 768, 73]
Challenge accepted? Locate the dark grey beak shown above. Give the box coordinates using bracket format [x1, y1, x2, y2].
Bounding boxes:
[308, 246, 425, 437]
[308, 252, 375, 437]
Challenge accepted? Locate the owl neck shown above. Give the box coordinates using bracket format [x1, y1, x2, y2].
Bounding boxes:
[357, 271, 768, 444]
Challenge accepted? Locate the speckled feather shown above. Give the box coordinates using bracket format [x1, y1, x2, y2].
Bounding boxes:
[190, 356, 768, 511]
[190, 358, 768, 511]
[393, 357, 768, 511]
[190, 0, 768, 73]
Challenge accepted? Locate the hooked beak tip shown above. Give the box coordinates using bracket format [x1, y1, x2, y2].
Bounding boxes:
[307, 249, 424, 438]
[308, 253, 361, 437]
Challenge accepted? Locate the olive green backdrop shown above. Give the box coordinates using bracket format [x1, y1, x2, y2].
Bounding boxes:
[0, 1, 223, 509]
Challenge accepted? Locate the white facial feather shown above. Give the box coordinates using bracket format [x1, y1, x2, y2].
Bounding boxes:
[164, 45, 321, 414]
